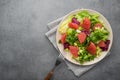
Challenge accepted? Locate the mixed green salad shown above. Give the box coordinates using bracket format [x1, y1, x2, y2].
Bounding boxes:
[58, 10, 110, 64]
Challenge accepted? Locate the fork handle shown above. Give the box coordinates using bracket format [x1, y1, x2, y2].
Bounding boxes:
[44, 67, 55, 80]
[44, 71, 53, 80]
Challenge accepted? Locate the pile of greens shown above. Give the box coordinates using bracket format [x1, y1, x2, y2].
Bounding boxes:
[59, 10, 109, 64]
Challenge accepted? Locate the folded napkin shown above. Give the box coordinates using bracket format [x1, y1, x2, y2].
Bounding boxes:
[45, 16, 110, 77]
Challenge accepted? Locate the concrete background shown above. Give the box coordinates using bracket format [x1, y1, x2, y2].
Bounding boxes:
[0, 0, 120, 80]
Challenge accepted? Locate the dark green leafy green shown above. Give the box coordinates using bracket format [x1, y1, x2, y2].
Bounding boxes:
[90, 28, 109, 44]
[90, 14, 100, 27]
[66, 29, 78, 45]
[82, 37, 91, 46]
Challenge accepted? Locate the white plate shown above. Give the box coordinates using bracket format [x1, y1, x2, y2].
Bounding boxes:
[56, 9, 113, 65]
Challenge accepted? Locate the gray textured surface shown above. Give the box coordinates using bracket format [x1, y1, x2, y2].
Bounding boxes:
[0, 0, 120, 80]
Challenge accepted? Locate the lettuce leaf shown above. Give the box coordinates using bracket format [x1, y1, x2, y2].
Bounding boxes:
[74, 47, 95, 64]
[75, 10, 100, 27]
[59, 15, 73, 34]
[74, 10, 91, 22]
[78, 10, 90, 18]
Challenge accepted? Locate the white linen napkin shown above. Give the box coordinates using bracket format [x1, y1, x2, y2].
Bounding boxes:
[45, 16, 110, 77]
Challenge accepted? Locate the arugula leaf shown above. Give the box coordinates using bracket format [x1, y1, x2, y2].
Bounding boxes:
[90, 27, 109, 44]
[90, 14, 100, 27]
[82, 37, 90, 46]
[66, 29, 78, 45]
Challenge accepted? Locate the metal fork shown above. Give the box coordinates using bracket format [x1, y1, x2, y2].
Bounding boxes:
[44, 54, 64, 80]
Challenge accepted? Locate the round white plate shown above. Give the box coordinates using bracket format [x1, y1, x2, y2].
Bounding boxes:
[56, 9, 113, 65]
